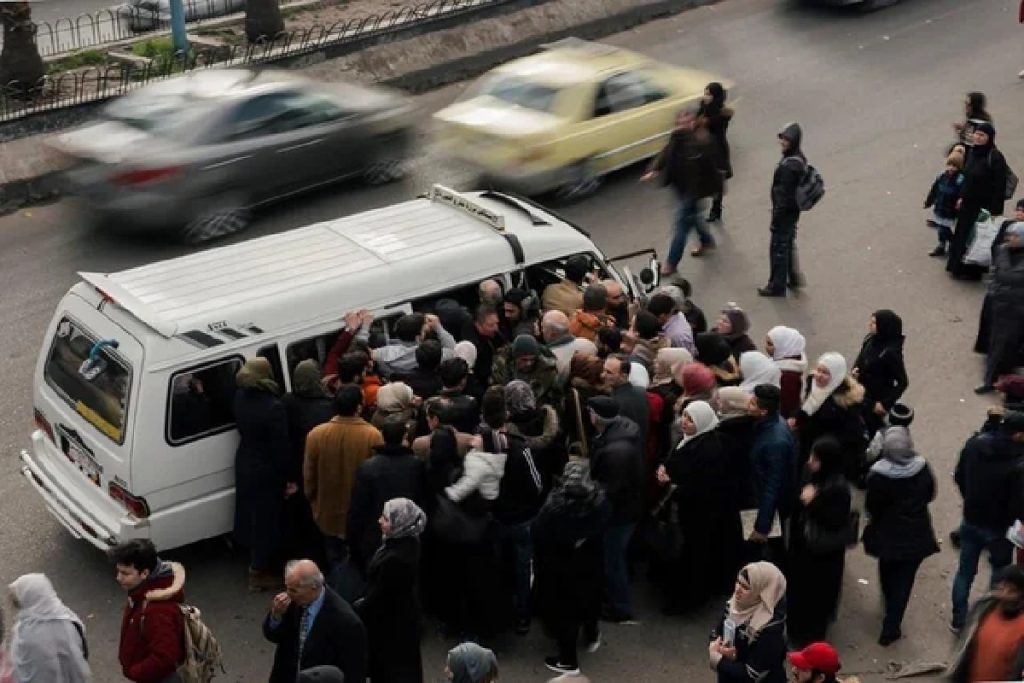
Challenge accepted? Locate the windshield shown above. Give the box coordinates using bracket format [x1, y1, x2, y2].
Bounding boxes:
[103, 89, 216, 138]
[44, 317, 132, 444]
[471, 75, 560, 113]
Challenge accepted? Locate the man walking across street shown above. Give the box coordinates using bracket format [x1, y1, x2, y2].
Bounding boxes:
[951, 411, 1024, 632]
[759, 123, 806, 297]
[111, 539, 186, 683]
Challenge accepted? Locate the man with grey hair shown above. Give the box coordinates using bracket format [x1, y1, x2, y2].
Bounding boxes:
[264, 559, 368, 683]
[478, 279, 504, 307]
[541, 310, 575, 382]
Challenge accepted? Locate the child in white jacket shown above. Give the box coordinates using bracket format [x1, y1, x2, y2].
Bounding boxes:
[445, 431, 507, 502]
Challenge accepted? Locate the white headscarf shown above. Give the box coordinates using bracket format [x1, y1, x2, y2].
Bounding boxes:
[801, 352, 848, 416]
[677, 400, 719, 448]
[453, 341, 478, 369]
[738, 351, 782, 393]
[8, 574, 92, 683]
[766, 326, 805, 360]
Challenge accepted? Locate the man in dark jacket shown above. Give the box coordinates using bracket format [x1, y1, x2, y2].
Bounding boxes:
[759, 122, 806, 297]
[437, 357, 481, 434]
[977, 225, 1024, 393]
[587, 396, 643, 623]
[642, 109, 723, 270]
[951, 411, 1024, 630]
[747, 386, 797, 545]
[949, 565, 1024, 683]
[346, 417, 426, 573]
[265, 559, 368, 683]
[461, 304, 505, 387]
[393, 341, 444, 401]
[602, 354, 649, 447]
[112, 540, 185, 683]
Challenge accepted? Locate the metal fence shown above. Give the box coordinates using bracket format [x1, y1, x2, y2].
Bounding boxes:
[1, 0, 503, 123]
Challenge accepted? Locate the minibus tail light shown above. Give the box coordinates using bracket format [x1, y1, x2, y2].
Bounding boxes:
[33, 408, 55, 444]
[108, 482, 151, 519]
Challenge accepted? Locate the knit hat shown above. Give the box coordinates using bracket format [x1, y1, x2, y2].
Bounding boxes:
[587, 396, 619, 419]
[888, 402, 914, 427]
[946, 150, 964, 170]
[1002, 411, 1024, 434]
[976, 120, 995, 138]
[511, 334, 540, 357]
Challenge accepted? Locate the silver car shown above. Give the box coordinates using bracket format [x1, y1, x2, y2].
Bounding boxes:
[54, 69, 416, 242]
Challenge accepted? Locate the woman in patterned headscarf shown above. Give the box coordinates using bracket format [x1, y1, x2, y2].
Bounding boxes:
[356, 498, 427, 683]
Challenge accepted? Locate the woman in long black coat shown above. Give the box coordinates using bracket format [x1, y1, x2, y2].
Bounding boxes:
[852, 310, 909, 438]
[233, 357, 291, 590]
[356, 498, 426, 683]
[947, 120, 1008, 279]
[862, 427, 939, 646]
[656, 401, 739, 613]
[786, 437, 851, 646]
[533, 460, 611, 676]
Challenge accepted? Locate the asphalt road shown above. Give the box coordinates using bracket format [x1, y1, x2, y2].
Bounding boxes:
[1, 0, 1020, 680]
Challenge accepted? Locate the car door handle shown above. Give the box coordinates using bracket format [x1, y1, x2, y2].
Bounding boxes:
[278, 138, 325, 153]
[201, 155, 252, 170]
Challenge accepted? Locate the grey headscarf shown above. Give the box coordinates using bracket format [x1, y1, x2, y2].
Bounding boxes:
[870, 426, 925, 479]
[382, 498, 427, 540]
[504, 380, 536, 417]
[298, 665, 345, 682]
[292, 359, 327, 398]
[447, 642, 498, 683]
[8, 573, 92, 683]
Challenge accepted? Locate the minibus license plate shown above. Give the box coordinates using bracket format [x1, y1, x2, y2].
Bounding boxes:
[65, 437, 101, 487]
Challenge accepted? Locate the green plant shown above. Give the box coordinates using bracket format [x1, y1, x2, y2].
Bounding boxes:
[132, 36, 176, 60]
[46, 49, 106, 73]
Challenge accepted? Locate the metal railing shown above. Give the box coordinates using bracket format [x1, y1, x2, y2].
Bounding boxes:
[0, 0, 504, 123]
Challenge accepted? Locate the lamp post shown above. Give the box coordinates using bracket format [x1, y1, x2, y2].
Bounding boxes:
[169, 0, 188, 54]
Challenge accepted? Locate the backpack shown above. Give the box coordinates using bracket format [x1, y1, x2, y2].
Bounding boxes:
[789, 156, 825, 211]
[142, 601, 225, 683]
[988, 149, 1019, 200]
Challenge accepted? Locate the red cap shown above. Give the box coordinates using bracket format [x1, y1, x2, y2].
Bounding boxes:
[787, 642, 841, 674]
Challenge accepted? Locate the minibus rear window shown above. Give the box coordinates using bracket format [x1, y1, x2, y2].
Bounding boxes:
[43, 317, 131, 444]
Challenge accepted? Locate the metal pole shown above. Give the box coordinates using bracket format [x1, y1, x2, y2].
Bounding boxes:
[169, 0, 188, 54]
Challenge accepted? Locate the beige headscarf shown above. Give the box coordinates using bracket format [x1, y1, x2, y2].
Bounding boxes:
[717, 386, 752, 417]
[376, 381, 414, 413]
[727, 561, 787, 634]
[653, 347, 693, 385]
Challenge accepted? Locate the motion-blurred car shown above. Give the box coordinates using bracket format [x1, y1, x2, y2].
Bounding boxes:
[432, 38, 729, 199]
[53, 69, 415, 243]
[116, 0, 246, 32]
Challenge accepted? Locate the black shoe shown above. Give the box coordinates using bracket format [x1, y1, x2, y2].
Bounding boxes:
[707, 209, 722, 222]
[757, 286, 786, 298]
[975, 384, 996, 395]
[878, 628, 902, 646]
[544, 657, 580, 675]
[929, 245, 947, 257]
[514, 617, 530, 635]
[950, 529, 961, 548]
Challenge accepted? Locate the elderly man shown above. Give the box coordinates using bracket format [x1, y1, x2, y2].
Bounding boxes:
[542, 310, 576, 381]
[479, 278, 504, 307]
[264, 559, 368, 683]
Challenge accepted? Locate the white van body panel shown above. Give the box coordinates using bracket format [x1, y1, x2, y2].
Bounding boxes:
[27, 188, 629, 550]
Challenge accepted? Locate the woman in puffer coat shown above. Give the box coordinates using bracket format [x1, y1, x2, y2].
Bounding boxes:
[793, 352, 867, 482]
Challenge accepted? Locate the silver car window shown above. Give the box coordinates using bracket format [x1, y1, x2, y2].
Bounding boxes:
[219, 91, 349, 142]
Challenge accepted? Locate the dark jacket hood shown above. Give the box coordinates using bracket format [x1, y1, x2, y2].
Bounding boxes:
[298, 665, 345, 683]
[600, 415, 640, 444]
[779, 122, 802, 154]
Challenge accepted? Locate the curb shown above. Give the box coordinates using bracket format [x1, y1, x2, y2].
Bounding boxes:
[0, 0, 717, 218]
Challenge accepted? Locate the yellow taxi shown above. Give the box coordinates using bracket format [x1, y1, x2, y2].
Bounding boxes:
[433, 38, 730, 199]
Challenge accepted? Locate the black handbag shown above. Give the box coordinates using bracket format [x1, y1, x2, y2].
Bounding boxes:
[430, 493, 489, 544]
[645, 484, 683, 562]
[804, 510, 860, 554]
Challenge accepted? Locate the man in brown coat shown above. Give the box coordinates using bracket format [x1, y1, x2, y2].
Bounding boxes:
[305, 384, 383, 592]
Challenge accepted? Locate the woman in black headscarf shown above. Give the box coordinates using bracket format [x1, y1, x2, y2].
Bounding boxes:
[852, 310, 909, 439]
[947, 120, 1008, 279]
[786, 436, 852, 647]
[953, 91, 992, 149]
[698, 82, 734, 223]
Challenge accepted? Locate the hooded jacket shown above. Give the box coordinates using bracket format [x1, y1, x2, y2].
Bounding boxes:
[771, 123, 805, 225]
[863, 460, 939, 561]
[8, 574, 91, 683]
[853, 310, 909, 411]
[590, 416, 644, 523]
[954, 430, 1024, 531]
[650, 127, 723, 199]
[118, 562, 185, 683]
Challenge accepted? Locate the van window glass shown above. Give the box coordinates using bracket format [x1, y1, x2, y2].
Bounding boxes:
[258, 344, 285, 388]
[525, 252, 608, 293]
[167, 358, 243, 445]
[43, 317, 132, 444]
[286, 330, 339, 379]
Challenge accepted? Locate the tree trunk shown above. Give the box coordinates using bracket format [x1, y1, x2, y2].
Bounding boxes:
[0, 2, 44, 90]
[245, 0, 284, 43]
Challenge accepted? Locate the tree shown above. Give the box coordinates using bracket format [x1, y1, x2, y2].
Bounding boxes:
[0, 2, 44, 90]
[245, 0, 284, 44]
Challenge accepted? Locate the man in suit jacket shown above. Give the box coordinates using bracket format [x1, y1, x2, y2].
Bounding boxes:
[263, 559, 368, 683]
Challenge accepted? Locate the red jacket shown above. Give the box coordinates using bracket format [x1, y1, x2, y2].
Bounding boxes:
[119, 561, 185, 683]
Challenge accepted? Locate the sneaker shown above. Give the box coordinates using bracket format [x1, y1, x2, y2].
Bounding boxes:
[544, 657, 580, 676]
[975, 384, 996, 395]
[929, 245, 947, 257]
[757, 286, 786, 298]
[585, 633, 602, 653]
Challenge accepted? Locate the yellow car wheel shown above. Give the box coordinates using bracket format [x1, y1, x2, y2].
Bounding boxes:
[556, 159, 603, 202]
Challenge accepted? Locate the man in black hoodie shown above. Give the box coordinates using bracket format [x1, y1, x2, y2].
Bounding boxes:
[759, 122, 806, 297]
[587, 396, 643, 623]
[951, 411, 1024, 631]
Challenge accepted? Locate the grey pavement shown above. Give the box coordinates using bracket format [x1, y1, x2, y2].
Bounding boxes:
[0, 0, 1017, 680]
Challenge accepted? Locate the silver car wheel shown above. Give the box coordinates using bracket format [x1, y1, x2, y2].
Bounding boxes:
[364, 159, 406, 185]
[556, 160, 602, 202]
[181, 196, 251, 245]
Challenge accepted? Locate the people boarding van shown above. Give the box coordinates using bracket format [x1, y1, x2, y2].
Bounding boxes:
[23, 185, 658, 551]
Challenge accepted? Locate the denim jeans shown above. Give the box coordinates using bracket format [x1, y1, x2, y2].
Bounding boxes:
[951, 521, 1013, 627]
[666, 194, 713, 267]
[496, 520, 533, 622]
[604, 522, 636, 617]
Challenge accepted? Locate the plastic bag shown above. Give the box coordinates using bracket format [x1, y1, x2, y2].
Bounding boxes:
[964, 211, 1000, 266]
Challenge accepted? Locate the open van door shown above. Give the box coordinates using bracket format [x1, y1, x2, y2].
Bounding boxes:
[606, 248, 659, 303]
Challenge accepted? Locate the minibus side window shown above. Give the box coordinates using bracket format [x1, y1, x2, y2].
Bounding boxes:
[258, 344, 286, 389]
[167, 357, 244, 445]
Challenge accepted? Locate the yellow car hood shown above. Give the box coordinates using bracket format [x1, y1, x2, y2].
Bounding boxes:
[434, 96, 563, 138]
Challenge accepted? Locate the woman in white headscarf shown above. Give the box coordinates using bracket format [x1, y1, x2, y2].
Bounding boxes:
[794, 352, 867, 481]
[765, 326, 807, 417]
[7, 573, 91, 683]
[654, 401, 739, 613]
[738, 351, 781, 394]
[709, 562, 788, 683]
[356, 498, 427, 683]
